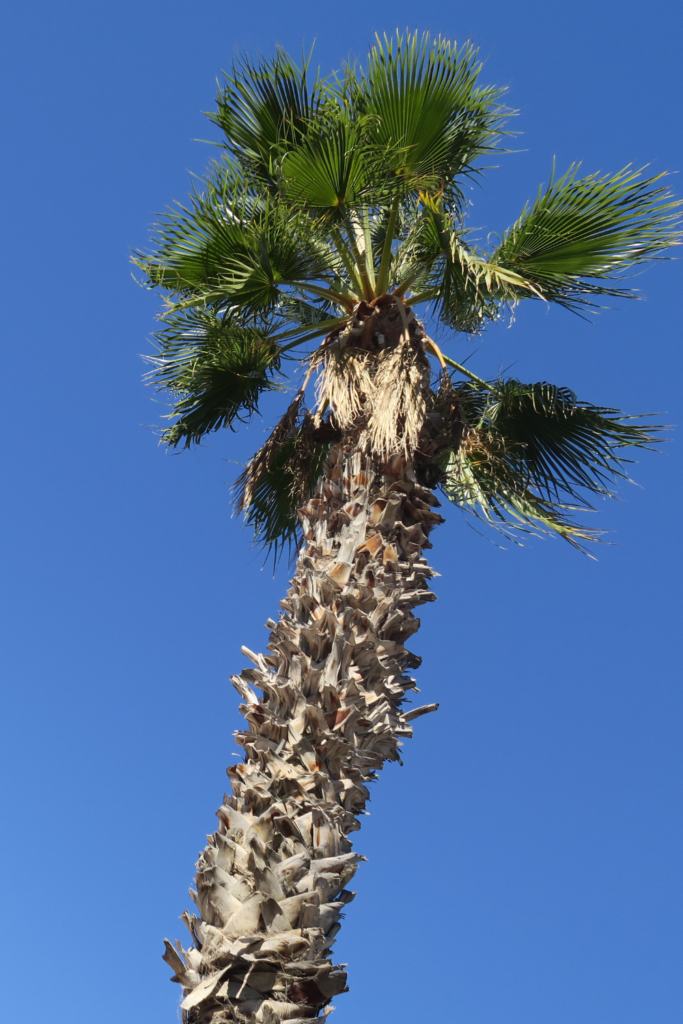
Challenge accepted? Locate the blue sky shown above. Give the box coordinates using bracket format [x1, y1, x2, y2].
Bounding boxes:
[2, 2, 682, 1022]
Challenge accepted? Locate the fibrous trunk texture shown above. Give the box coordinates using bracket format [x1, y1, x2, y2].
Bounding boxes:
[165, 444, 443, 1023]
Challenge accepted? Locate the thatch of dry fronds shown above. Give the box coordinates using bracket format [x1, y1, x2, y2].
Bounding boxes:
[316, 329, 429, 460]
[364, 337, 429, 458]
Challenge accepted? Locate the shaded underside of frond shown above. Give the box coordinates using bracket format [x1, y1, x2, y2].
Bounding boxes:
[437, 376, 660, 548]
[145, 311, 284, 447]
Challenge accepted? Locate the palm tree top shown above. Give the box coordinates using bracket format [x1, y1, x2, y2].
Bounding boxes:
[135, 30, 680, 553]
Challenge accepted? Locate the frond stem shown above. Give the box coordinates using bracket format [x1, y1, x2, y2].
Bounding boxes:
[294, 282, 357, 313]
[360, 208, 377, 293]
[438, 349, 491, 389]
[329, 227, 366, 298]
[343, 215, 374, 300]
[376, 196, 400, 295]
[278, 320, 345, 353]
[406, 287, 439, 306]
[393, 271, 429, 299]
[424, 336, 447, 370]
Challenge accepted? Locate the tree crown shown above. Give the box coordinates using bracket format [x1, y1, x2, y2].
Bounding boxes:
[136, 31, 679, 553]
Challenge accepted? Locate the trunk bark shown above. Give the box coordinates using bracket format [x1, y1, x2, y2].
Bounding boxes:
[165, 442, 443, 1023]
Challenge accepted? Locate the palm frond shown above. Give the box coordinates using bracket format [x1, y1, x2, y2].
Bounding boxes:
[483, 379, 658, 499]
[354, 30, 506, 197]
[395, 203, 525, 331]
[440, 377, 660, 546]
[280, 118, 370, 213]
[210, 47, 322, 185]
[147, 310, 282, 447]
[136, 180, 253, 296]
[435, 234, 529, 332]
[136, 171, 341, 316]
[444, 435, 596, 547]
[491, 164, 681, 310]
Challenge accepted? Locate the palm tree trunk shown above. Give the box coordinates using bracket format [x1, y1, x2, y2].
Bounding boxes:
[164, 439, 443, 1024]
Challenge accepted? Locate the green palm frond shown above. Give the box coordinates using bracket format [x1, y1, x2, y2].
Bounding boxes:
[483, 380, 657, 498]
[136, 185, 252, 296]
[147, 310, 282, 447]
[136, 173, 343, 316]
[432, 236, 503, 333]
[444, 435, 596, 547]
[355, 31, 506, 198]
[441, 378, 660, 546]
[492, 164, 681, 310]
[210, 48, 322, 185]
[280, 118, 370, 213]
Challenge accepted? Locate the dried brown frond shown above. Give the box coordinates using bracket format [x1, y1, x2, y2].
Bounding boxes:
[315, 302, 431, 460]
[363, 336, 430, 458]
[236, 393, 335, 551]
[315, 341, 376, 433]
[237, 393, 305, 511]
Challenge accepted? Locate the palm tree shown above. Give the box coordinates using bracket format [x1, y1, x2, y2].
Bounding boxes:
[136, 32, 679, 1024]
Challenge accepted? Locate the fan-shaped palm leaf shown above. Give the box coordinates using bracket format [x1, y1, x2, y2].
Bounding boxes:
[393, 201, 532, 331]
[440, 377, 659, 545]
[137, 176, 344, 316]
[443, 435, 596, 546]
[280, 118, 370, 213]
[355, 31, 506, 198]
[484, 379, 657, 497]
[210, 48, 322, 185]
[492, 164, 680, 309]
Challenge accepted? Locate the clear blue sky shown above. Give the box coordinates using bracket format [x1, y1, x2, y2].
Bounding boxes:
[2, 3, 682, 1022]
